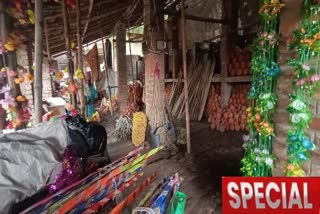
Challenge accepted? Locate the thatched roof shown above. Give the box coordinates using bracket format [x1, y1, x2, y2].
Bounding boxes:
[22, 0, 144, 55]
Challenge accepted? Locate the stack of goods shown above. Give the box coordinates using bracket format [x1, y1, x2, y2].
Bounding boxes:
[21, 147, 162, 214]
[207, 84, 250, 132]
[205, 84, 221, 118]
[228, 47, 251, 76]
[165, 83, 173, 102]
[112, 81, 144, 142]
[169, 61, 215, 121]
[122, 81, 144, 118]
[99, 97, 119, 115]
[132, 173, 186, 214]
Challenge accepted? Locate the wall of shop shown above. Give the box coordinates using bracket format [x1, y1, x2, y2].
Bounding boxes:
[273, 0, 320, 176]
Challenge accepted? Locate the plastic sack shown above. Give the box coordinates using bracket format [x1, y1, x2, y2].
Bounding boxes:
[65, 115, 108, 158]
[168, 191, 186, 214]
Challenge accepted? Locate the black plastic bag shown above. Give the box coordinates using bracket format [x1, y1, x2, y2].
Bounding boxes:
[65, 115, 109, 159]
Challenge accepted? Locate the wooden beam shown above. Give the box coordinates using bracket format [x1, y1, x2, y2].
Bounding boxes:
[76, 0, 86, 117]
[62, 0, 77, 106]
[0, 1, 8, 41]
[163, 10, 226, 24]
[181, 0, 191, 154]
[34, 0, 43, 124]
[44, 20, 51, 61]
[82, 0, 94, 39]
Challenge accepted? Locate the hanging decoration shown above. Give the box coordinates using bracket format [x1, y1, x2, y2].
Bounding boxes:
[55, 71, 65, 80]
[285, 1, 320, 177]
[14, 76, 24, 84]
[24, 73, 34, 83]
[241, 0, 284, 176]
[0, 85, 18, 129]
[75, 67, 83, 80]
[49, 146, 83, 194]
[6, 0, 35, 25]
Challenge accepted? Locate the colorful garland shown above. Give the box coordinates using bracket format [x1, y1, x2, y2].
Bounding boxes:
[0, 84, 31, 129]
[6, 0, 35, 25]
[285, 1, 320, 177]
[241, 0, 284, 176]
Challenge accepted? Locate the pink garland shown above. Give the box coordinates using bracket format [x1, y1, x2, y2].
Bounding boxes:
[49, 146, 83, 194]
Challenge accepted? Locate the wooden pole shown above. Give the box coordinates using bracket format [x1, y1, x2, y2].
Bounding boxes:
[0, 1, 8, 40]
[181, 0, 191, 154]
[26, 41, 34, 105]
[62, 0, 77, 107]
[34, 0, 43, 124]
[44, 19, 55, 103]
[101, 37, 114, 117]
[76, 0, 86, 117]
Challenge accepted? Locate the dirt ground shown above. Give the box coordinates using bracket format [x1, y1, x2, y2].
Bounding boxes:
[106, 119, 245, 214]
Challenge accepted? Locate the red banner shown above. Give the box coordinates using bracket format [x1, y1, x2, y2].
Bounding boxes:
[222, 177, 320, 214]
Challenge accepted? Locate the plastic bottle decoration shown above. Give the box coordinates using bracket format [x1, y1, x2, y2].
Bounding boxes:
[4, 40, 15, 52]
[70, 83, 77, 92]
[16, 95, 26, 102]
[14, 76, 24, 84]
[75, 68, 84, 80]
[55, 71, 65, 80]
[241, 0, 284, 176]
[285, 0, 320, 177]
[24, 73, 34, 83]
[6, 0, 35, 25]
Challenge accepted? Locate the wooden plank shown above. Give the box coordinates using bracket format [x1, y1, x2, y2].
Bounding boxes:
[34, 0, 43, 124]
[163, 10, 226, 24]
[226, 76, 251, 83]
[166, 74, 222, 83]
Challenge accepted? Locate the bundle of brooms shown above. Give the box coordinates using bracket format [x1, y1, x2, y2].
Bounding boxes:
[169, 60, 215, 121]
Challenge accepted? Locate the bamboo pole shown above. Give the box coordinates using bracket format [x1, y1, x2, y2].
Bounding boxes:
[76, 0, 86, 117]
[62, 0, 77, 107]
[181, 0, 191, 154]
[34, 0, 43, 124]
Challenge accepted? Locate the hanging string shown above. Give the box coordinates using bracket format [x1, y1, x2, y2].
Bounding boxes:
[241, 0, 284, 176]
[285, 1, 320, 177]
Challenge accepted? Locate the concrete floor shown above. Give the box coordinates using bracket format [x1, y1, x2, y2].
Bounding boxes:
[104, 120, 244, 214]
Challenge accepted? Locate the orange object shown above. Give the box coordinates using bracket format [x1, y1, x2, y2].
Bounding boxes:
[24, 73, 34, 83]
[16, 95, 26, 102]
[109, 173, 157, 214]
[14, 77, 24, 84]
[70, 83, 77, 92]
